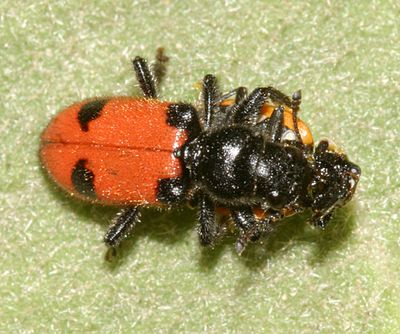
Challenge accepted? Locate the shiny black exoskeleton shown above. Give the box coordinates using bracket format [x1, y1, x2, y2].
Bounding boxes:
[183, 127, 311, 209]
[104, 52, 361, 254]
[169, 75, 360, 253]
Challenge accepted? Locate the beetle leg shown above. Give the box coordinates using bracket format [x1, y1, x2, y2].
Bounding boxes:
[227, 86, 291, 126]
[104, 207, 141, 248]
[198, 194, 218, 246]
[231, 207, 283, 254]
[204, 81, 248, 130]
[231, 207, 260, 254]
[132, 56, 158, 98]
[227, 88, 267, 125]
[202, 74, 220, 130]
[233, 86, 248, 104]
[202, 75, 248, 130]
[265, 105, 285, 143]
[226, 87, 270, 125]
[265, 86, 291, 106]
[214, 86, 248, 106]
[152, 47, 169, 90]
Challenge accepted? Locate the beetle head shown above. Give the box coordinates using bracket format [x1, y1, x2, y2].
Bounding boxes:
[310, 140, 361, 228]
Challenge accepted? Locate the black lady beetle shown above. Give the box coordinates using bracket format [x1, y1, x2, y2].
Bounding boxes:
[40, 49, 361, 254]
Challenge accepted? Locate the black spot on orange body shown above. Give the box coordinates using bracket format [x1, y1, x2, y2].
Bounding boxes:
[78, 99, 109, 131]
[71, 159, 96, 198]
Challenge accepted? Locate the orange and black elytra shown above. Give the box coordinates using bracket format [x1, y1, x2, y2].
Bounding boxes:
[41, 98, 187, 204]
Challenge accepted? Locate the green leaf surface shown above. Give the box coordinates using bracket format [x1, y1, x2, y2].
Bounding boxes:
[1, 1, 399, 333]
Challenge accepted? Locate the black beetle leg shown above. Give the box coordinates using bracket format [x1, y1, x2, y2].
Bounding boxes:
[104, 207, 141, 248]
[133, 48, 169, 98]
[233, 86, 248, 104]
[213, 86, 248, 107]
[227, 86, 291, 126]
[152, 47, 169, 90]
[197, 193, 218, 246]
[266, 105, 285, 143]
[207, 85, 248, 129]
[231, 207, 285, 254]
[268, 86, 291, 105]
[132, 56, 158, 98]
[202, 74, 220, 130]
[231, 207, 260, 255]
[227, 88, 269, 125]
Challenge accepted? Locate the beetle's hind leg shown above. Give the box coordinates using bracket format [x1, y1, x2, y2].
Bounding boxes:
[133, 48, 169, 98]
[153, 47, 169, 90]
[197, 194, 219, 246]
[132, 54, 159, 99]
[132, 56, 157, 98]
[104, 207, 141, 248]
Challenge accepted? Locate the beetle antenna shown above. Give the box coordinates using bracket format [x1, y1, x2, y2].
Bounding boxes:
[291, 90, 304, 148]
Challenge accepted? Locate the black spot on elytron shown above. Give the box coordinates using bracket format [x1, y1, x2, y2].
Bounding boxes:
[71, 159, 96, 198]
[157, 177, 187, 204]
[77, 99, 109, 132]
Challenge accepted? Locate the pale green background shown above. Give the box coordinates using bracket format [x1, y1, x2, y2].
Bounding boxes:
[1, 1, 399, 333]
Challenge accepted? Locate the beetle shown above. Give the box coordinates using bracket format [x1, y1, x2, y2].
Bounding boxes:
[40, 49, 360, 254]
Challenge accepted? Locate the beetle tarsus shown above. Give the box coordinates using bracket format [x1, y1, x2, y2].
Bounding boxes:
[132, 56, 158, 98]
[153, 47, 169, 89]
[267, 105, 285, 143]
[202, 74, 220, 130]
[104, 207, 141, 248]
